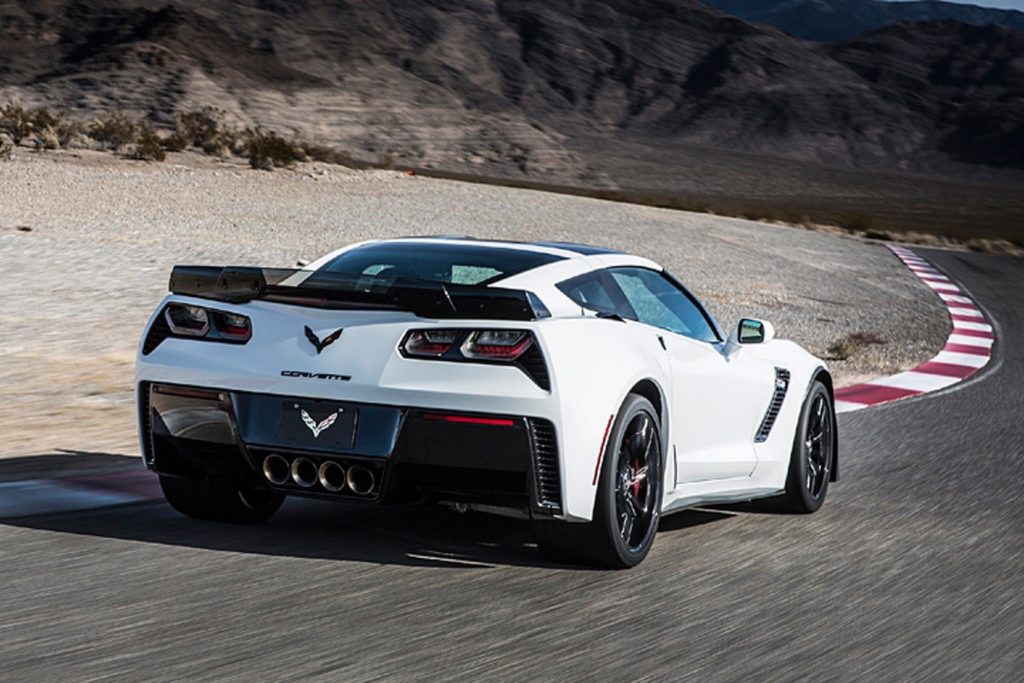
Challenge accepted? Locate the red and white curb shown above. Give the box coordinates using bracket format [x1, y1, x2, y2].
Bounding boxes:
[0, 470, 160, 519]
[834, 244, 995, 413]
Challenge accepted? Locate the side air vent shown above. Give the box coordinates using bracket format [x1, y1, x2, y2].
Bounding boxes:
[516, 344, 551, 391]
[142, 308, 172, 355]
[754, 368, 791, 443]
[528, 418, 562, 514]
[138, 382, 155, 466]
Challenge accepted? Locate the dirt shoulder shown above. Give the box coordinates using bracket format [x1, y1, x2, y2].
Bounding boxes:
[0, 150, 948, 458]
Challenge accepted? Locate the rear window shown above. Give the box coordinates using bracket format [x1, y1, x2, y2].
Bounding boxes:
[318, 242, 563, 286]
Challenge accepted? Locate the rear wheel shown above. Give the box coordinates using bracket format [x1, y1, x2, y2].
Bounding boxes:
[534, 394, 662, 568]
[159, 474, 284, 524]
[776, 380, 835, 513]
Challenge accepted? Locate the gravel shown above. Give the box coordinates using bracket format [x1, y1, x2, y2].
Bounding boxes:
[0, 149, 949, 457]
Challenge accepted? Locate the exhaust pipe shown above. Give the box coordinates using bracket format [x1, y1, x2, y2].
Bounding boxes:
[262, 454, 290, 486]
[290, 457, 318, 488]
[317, 460, 347, 492]
[346, 465, 375, 496]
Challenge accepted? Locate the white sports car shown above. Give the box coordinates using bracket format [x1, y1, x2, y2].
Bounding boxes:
[137, 237, 837, 567]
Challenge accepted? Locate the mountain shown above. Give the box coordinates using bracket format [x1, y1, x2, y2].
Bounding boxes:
[702, 0, 1024, 42]
[1, 0, 1022, 177]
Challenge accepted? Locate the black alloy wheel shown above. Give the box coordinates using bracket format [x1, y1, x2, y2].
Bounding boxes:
[776, 380, 836, 513]
[533, 393, 663, 568]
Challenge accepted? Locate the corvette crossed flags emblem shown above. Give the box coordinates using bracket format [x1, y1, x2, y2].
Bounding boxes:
[300, 408, 342, 438]
[304, 325, 343, 354]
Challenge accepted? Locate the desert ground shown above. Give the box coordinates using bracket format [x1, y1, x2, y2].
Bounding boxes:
[0, 149, 948, 458]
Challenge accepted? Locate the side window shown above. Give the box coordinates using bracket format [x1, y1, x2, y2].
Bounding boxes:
[556, 271, 619, 315]
[608, 268, 719, 342]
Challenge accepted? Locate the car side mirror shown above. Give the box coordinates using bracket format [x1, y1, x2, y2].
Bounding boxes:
[733, 318, 775, 345]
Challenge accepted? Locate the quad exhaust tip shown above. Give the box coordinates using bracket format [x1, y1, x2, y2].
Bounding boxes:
[262, 454, 373, 495]
[346, 465, 375, 496]
[290, 456, 318, 488]
[317, 460, 347, 492]
[262, 454, 290, 486]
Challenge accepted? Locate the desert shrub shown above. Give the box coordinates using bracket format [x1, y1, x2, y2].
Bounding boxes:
[34, 126, 60, 150]
[88, 113, 139, 149]
[176, 107, 238, 155]
[0, 136, 13, 161]
[245, 128, 303, 170]
[177, 108, 222, 147]
[0, 104, 34, 144]
[826, 332, 886, 361]
[54, 119, 81, 147]
[161, 131, 187, 152]
[128, 126, 167, 161]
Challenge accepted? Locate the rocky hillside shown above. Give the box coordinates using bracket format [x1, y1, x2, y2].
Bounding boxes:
[1, 0, 1023, 178]
[704, 0, 1024, 42]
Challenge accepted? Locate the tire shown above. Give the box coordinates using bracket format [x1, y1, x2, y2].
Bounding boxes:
[534, 394, 663, 568]
[775, 380, 836, 513]
[159, 474, 284, 524]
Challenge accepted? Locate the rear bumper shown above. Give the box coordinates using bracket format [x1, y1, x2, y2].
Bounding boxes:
[140, 382, 563, 515]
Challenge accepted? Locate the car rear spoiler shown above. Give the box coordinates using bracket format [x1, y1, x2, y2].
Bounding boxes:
[168, 265, 547, 321]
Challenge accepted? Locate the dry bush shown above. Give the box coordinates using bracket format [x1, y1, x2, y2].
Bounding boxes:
[160, 131, 187, 152]
[0, 104, 34, 144]
[0, 136, 13, 161]
[127, 126, 166, 161]
[88, 113, 139, 149]
[34, 126, 60, 150]
[826, 332, 886, 361]
[176, 108, 238, 156]
[245, 128, 304, 170]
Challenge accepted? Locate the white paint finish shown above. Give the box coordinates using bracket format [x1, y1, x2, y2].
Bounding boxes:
[938, 293, 973, 304]
[137, 238, 829, 523]
[924, 281, 960, 292]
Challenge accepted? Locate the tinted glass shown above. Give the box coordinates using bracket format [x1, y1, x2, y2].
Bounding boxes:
[608, 268, 719, 342]
[556, 271, 619, 314]
[319, 242, 563, 286]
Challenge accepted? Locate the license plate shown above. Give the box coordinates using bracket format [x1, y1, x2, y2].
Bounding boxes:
[276, 401, 358, 450]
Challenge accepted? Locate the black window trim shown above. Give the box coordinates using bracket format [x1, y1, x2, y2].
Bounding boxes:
[555, 266, 725, 343]
[606, 266, 724, 344]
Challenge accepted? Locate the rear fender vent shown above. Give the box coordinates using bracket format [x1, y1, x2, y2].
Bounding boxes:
[138, 382, 155, 467]
[528, 418, 561, 514]
[142, 308, 172, 355]
[754, 368, 790, 443]
[516, 344, 550, 391]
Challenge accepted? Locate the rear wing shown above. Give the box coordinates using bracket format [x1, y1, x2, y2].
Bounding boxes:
[168, 265, 548, 321]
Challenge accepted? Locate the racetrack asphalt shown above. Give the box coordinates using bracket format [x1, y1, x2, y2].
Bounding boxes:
[0, 248, 1020, 681]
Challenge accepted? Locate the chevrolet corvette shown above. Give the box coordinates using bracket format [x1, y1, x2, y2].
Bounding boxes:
[136, 237, 837, 567]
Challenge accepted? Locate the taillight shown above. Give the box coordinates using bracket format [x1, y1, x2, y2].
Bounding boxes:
[402, 329, 460, 357]
[399, 328, 548, 389]
[165, 304, 210, 337]
[461, 330, 533, 360]
[159, 303, 252, 344]
[213, 311, 252, 342]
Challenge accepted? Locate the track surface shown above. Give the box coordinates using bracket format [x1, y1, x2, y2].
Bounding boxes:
[1, 249, 1021, 681]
